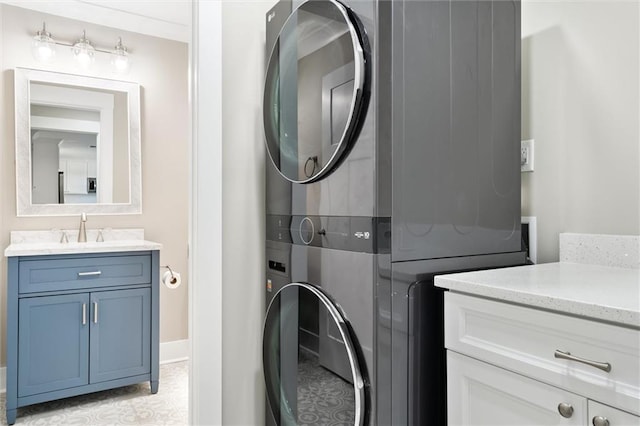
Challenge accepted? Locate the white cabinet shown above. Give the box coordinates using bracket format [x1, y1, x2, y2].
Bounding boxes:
[448, 351, 587, 425]
[445, 292, 640, 426]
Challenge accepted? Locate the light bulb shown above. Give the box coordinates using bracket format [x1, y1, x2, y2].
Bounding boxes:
[72, 31, 95, 68]
[111, 38, 130, 74]
[31, 23, 56, 62]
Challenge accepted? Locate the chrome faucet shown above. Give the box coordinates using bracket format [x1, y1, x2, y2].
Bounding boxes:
[78, 212, 87, 242]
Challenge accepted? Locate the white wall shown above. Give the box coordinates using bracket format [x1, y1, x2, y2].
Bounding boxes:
[521, 0, 640, 263]
[0, 4, 190, 366]
[221, 1, 271, 424]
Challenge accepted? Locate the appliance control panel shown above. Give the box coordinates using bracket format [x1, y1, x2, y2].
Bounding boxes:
[266, 215, 390, 254]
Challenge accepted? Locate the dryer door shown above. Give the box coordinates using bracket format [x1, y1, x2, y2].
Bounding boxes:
[263, 282, 367, 426]
[263, 0, 370, 184]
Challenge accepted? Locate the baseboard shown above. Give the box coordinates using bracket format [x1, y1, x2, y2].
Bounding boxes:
[160, 339, 190, 364]
[0, 339, 189, 394]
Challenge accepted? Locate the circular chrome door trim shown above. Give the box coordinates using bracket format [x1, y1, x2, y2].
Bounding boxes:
[262, 282, 366, 426]
[263, 0, 370, 184]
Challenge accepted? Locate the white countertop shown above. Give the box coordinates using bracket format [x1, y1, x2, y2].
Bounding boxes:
[5, 240, 162, 257]
[4, 229, 162, 257]
[434, 262, 640, 328]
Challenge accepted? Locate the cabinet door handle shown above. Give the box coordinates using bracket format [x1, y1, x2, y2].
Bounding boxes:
[554, 349, 611, 372]
[557, 402, 574, 418]
[93, 302, 98, 324]
[593, 416, 610, 426]
[78, 271, 102, 277]
[82, 303, 87, 325]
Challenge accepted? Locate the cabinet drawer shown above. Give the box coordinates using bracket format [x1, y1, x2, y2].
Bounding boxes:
[19, 254, 151, 293]
[445, 292, 640, 416]
[447, 351, 587, 425]
[588, 400, 640, 426]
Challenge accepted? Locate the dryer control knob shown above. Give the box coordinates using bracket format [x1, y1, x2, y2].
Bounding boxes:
[299, 217, 314, 245]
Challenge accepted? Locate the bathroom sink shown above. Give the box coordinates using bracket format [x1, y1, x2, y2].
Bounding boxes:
[4, 229, 162, 257]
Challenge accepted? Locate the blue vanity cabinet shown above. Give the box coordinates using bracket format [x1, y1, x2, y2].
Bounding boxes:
[5, 250, 160, 425]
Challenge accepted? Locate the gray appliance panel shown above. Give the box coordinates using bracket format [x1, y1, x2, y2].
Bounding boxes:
[390, 0, 522, 262]
[388, 251, 526, 425]
[266, 214, 390, 254]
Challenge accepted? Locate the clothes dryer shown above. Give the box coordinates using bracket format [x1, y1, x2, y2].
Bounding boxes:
[264, 217, 386, 425]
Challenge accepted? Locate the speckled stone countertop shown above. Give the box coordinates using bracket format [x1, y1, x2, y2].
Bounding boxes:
[4, 229, 162, 257]
[434, 262, 640, 328]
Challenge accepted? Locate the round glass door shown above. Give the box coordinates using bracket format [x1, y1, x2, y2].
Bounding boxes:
[263, 0, 370, 184]
[263, 283, 367, 425]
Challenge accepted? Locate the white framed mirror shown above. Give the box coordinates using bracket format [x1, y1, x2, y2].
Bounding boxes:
[15, 67, 142, 216]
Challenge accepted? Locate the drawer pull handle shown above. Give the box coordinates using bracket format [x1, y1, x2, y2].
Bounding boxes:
[593, 416, 610, 426]
[82, 303, 87, 325]
[557, 402, 574, 418]
[554, 350, 611, 372]
[78, 271, 102, 277]
[93, 302, 98, 324]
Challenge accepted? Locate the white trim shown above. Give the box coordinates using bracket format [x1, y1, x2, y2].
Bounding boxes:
[160, 339, 190, 365]
[521, 216, 538, 264]
[0, 340, 189, 394]
[189, 1, 223, 425]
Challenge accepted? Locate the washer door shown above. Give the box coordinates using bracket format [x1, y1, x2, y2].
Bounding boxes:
[263, 283, 367, 426]
[263, 0, 370, 184]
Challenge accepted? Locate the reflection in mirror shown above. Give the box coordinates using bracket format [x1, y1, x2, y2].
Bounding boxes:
[263, 283, 364, 425]
[263, 0, 369, 184]
[15, 68, 141, 216]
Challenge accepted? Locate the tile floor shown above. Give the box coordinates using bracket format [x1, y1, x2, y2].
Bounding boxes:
[0, 361, 188, 425]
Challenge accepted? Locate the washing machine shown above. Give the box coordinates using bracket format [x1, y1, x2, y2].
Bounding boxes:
[263, 0, 525, 424]
[264, 216, 387, 425]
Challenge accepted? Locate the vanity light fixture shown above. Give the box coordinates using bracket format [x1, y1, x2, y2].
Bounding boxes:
[31, 22, 131, 73]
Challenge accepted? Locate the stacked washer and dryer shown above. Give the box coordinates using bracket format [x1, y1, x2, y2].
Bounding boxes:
[262, 0, 524, 425]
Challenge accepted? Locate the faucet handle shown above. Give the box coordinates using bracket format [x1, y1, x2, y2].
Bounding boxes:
[96, 229, 104, 243]
[60, 231, 69, 244]
[81, 212, 87, 222]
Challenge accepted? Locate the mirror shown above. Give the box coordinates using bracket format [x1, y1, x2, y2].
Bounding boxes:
[15, 67, 141, 216]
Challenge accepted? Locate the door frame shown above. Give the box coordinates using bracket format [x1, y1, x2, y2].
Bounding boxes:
[189, 1, 223, 424]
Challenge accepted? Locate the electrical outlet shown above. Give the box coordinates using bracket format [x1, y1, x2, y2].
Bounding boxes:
[521, 139, 534, 172]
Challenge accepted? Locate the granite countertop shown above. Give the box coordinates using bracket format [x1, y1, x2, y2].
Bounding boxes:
[434, 262, 640, 328]
[4, 229, 162, 257]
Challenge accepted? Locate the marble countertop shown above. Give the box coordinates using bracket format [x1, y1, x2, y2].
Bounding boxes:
[5, 240, 162, 257]
[4, 229, 162, 257]
[434, 262, 640, 328]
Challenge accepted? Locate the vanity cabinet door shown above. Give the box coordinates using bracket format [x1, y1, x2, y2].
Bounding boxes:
[18, 294, 90, 397]
[447, 350, 587, 425]
[89, 288, 151, 383]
